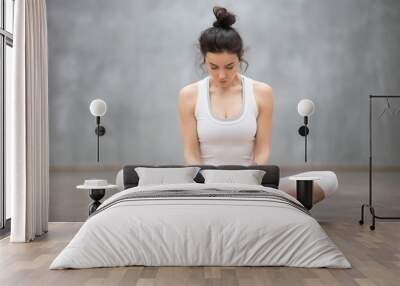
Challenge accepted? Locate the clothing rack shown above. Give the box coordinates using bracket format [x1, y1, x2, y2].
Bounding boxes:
[359, 95, 400, 230]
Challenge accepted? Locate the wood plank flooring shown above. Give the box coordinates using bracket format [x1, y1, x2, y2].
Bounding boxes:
[1, 220, 400, 286]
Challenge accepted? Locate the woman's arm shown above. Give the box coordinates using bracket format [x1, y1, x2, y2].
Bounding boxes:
[178, 84, 202, 165]
[253, 83, 274, 165]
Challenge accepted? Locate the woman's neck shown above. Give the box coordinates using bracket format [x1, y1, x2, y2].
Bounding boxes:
[209, 73, 241, 92]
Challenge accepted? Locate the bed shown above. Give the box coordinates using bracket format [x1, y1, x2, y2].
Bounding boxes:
[50, 164, 350, 269]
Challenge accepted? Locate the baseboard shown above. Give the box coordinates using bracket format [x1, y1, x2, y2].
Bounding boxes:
[50, 165, 123, 172]
[279, 165, 400, 172]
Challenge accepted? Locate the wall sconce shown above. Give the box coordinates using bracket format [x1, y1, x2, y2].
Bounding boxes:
[297, 99, 315, 162]
[89, 99, 107, 162]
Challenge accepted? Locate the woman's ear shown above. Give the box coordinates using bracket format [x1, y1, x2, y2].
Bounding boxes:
[200, 60, 207, 74]
[239, 50, 244, 60]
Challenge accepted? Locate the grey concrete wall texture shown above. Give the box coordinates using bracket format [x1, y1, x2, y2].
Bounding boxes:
[47, 0, 400, 167]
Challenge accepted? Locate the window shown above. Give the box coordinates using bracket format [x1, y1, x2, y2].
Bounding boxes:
[0, 0, 14, 231]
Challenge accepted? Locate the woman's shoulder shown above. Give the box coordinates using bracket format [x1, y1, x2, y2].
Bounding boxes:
[247, 77, 272, 95]
[179, 81, 198, 100]
[246, 77, 273, 113]
[178, 82, 199, 111]
[250, 78, 273, 101]
[179, 82, 198, 96]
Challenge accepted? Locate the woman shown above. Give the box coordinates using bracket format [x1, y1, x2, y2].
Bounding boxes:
[178, 7, 337, 204]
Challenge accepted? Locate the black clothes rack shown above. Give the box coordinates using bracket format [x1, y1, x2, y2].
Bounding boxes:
[359, 95, 400, 230]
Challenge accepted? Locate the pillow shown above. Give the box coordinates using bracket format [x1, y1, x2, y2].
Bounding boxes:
[200, 169, 266, 185]
[135, 167, 201, 186]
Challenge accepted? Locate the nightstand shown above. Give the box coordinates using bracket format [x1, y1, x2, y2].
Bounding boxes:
[77, 180, 118, 215]
[288, 176, 320, 210]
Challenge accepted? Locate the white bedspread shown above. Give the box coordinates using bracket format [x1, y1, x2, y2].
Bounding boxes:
[50, 183, 351, 269]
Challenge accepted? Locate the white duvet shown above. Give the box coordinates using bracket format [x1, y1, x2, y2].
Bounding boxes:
[50, 183, 351, 269]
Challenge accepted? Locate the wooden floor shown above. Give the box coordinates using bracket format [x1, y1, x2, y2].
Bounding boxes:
[1, 221, 400, 286]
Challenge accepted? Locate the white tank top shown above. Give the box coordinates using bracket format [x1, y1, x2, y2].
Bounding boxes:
[195, 74, 258, 166]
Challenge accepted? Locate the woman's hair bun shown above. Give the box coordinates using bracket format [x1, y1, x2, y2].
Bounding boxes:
[212, 6, 236, 29]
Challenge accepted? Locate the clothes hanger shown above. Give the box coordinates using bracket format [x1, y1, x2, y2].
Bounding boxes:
[395, 104, 400, 116]
[378, 96, 394, 119]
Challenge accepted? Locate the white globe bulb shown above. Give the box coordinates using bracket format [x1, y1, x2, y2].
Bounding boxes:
[90, 99, 107, 117]
[297, 99, 315, 116]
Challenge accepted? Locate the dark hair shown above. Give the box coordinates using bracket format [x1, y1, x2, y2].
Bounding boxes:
[199, 7, 247, 69]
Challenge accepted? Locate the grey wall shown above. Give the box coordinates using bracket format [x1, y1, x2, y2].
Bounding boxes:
[47, 0, 400, 167]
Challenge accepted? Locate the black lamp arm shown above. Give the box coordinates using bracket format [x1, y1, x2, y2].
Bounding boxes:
[94, 116, 106, 162]
[297, 116, 310, 162]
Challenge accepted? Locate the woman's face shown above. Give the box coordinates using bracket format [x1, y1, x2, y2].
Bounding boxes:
[204, 52, 240, 88]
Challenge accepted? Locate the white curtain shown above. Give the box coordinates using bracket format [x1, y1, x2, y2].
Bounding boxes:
[8, 0, 49, 242]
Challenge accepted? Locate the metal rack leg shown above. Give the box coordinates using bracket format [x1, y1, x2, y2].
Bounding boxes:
[369, 206, 376, 231]
[359, 203, 368, 225]
[359, 204, 375, 230]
